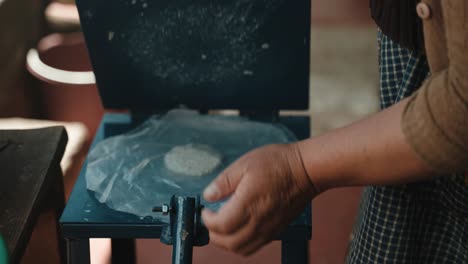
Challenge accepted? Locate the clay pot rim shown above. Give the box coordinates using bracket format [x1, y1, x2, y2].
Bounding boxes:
[26, 32, 95, 86]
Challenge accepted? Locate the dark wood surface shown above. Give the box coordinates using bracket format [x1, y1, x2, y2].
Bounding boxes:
[0, 127, 68, 263]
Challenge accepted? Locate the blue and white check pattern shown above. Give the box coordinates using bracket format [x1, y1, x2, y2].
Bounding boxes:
[346, 31, 468, 263]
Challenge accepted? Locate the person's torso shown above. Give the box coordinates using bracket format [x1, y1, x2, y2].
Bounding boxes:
[370, 0, 424, 52]
[372, 0, 464, 75]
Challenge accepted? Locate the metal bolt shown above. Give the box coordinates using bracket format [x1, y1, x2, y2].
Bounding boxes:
[153, 204, 171, 215]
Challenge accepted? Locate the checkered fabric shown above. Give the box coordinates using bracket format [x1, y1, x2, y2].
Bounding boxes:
[345, 31, 468, 263]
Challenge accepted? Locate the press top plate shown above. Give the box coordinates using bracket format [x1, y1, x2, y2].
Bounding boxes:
[77, 0, 310, 110]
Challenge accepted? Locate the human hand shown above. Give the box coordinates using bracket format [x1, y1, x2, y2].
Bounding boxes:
[201, 143, 319, 256]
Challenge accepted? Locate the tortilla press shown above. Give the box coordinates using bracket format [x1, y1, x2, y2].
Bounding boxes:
[153, 195, 208, 264]
[60, 0, 312, 263]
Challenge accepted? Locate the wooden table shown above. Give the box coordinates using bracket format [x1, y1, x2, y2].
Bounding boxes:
[0, 127, 68, 263]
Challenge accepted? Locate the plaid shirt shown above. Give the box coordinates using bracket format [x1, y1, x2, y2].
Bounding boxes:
[346, 31, 468, 263]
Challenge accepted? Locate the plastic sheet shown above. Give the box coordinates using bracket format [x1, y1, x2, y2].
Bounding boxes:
[86, 109, 296, 221]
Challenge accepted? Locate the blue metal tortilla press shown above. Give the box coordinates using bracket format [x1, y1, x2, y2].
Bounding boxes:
[60, 0, 312, 263]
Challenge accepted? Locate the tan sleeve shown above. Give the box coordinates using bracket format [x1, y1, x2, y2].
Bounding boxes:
[402, 71, 468, 173]
[401, 0, 468, 173]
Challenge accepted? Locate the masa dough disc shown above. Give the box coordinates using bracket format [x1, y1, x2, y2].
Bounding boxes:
[164, 144, 222, 176]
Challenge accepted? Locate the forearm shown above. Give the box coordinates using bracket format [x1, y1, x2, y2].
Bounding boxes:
[296, 97, 436, 192]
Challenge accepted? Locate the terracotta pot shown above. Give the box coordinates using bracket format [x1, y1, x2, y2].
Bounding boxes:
[26, 32, 104, 136]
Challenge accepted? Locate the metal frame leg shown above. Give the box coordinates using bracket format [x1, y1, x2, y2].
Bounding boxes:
[111, 239, 136, 264]
[281, 240, 308, 264]
[67, 238, 90, 264]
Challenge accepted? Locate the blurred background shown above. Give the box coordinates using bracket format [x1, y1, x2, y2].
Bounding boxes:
[1, 0, 378, 263]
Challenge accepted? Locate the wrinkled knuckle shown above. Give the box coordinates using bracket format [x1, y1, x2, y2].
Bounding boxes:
[223, 173, 233, 190]
[245, 214, 259, 231]
[247, 202, 259, 218]
[248, 195, 270, 218]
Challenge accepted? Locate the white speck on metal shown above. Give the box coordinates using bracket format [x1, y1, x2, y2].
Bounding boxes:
[243, 70, 254, 76]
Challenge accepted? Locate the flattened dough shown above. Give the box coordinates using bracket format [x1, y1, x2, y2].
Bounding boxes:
[164, 144, 222, 176]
